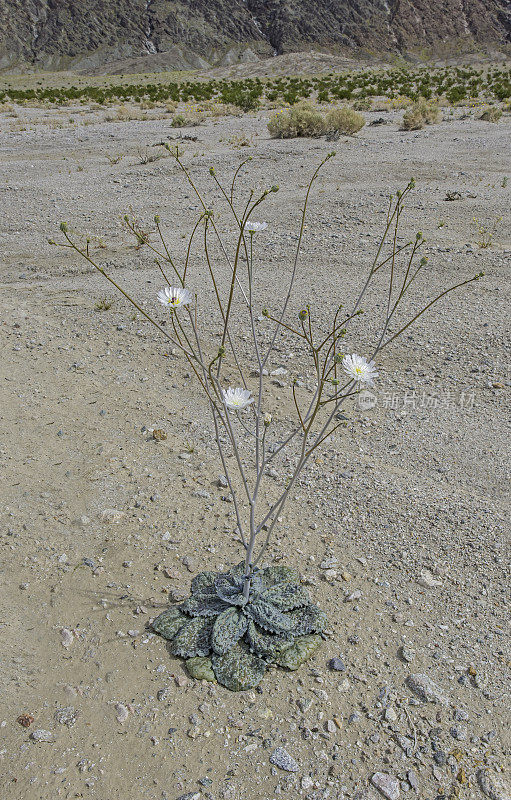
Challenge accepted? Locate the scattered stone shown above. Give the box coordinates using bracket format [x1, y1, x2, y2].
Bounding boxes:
[346, 590, 362, 602]
[54, 707, 78, 727]
[30, 729, 55, 743]
[60, 628, 74, 649]
[477, 769, 510, 800]
[16, 714, 34, 727]
[175, 793, 201, 800]
[152, 428, 167, 441]
[450, 724, 468, 741]
[329, 657, 346, 672]
[320, 557, 338, 569]
[399, 645, 415, 663]
[270, 367, 288, 376]
[217, 475, 229, 488]
[101, 508, 125, 524]
[406, 673, 450, 705]
[371, 772, 400, 800]
[407, 770, 419, 791]
[115, 703, 129, 724]
[269, 747, 299, 772]
[417, 569, 442, 588]
[384, 707, 397, 722]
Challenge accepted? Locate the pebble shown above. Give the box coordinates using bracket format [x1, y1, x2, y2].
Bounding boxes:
[417, 569, 442, 588]
[175, 793, 201, 800]
[371, 772, 400, 800]
[450, 724, 468, 741]
[477, 769, 510, 800]
[30, 729, 55, 743]
[399, 645, 415, 663]
[269, 747, 299, 772]
[101, 508, 125, 523]
[406, 673, 450, 705]
[60, 628, 74, 649]
[407, 770, 419, 791]
[115, 703, 129, 724]
[329, 657, 346, 672]
[54, 706, 78, 727]
[384, 707, 397, 722]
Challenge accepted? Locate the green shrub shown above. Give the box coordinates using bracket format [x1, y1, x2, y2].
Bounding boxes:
[402, 98, 440, 130]
[325, 105, 365, 135]
[478, 106, 502, 123]
[267, 102, 325, 139]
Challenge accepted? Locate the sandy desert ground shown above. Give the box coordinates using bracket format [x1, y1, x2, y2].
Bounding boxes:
[0, 100, 510, 800]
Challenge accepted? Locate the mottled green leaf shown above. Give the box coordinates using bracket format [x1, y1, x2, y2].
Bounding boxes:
[151, 606, 187, 640]
[260, 582, 310, 611]
[211, 642, 266, 691]
[276, 634, 323, 670]
[243, 598, 294, 634]
[179, 596, 230, 617]
[190, 571, 217, 598]
[186, 656, 216, 682]
[287, 604, 328, 635]
[260, 565, 300, 588]
[245, 620, 290, 660]
[212, 607, 249, 655]
[170, 617, 214, 658]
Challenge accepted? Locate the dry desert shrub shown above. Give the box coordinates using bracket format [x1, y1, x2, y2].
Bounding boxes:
[105, 105, 146, 122]
[478, 106, 502, 123]
[268, 101, 325, 138]
[402, 98, 441, 130]
[325, 105, 365, 135]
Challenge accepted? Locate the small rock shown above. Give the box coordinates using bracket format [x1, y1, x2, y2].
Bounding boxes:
[346, 590, 362, 602]
[115, 703, 129, 724]
[269, 747, 299, 772]
[371, 772, 400, 800]
[60, 628, 74, 649]
[101, 508, 125, 524]
[407, 770, 419, 791]
[384, 707, 397, 722]
[450, 724, 468, 741]
[16, 714, 34, 728]
[399, 646, 415, 663]
[54, 707, 78, 727]
[152, 428, 167, 441]
[329, 657, 346, 672]
[217, 475, 229, 488]
[30, 729, 55, 743]
[477, 769, 510, 800]
[320, 557, 338, 569]
[175, 794, 201, 800]
[175, 675, 188, 687]
[270, 367, 288, 376]
[417, 570, 442, 588]
[406, 673, 450, 705]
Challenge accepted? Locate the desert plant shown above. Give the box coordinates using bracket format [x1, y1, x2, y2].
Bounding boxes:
[478, 106, 502, 123]
[56, 151, 482, 691]
[325, 105, 365, 136]
[402, 98, 441, 130]
[267, 102, 325, 138]
[94, 297, 113, 311]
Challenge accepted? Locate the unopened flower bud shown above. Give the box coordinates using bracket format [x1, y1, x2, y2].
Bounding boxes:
[420, 257, 428, 266]
[209, 166, 215, 175]
[331, 378, 340, 386]
[123, 214, 129, 222]
[298, 309, 308, 321]
[263, 413, 272, 427]
[334, 353, 343, 363]
[262, 308, 269, 317]
[218, 346, 225, 357]
[270, 185, 279, 192]
[416, 231, 423, 240]
[59, 222, 68, 233]
[154, 214, 160, 224]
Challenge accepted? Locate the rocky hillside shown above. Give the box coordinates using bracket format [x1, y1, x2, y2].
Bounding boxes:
[0, 0, 510, 71]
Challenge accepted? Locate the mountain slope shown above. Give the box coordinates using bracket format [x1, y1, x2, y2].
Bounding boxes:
[0, 0, 509, 71]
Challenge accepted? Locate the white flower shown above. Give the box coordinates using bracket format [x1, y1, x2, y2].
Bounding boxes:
[223, 387, 254, 412]
[245, 221, 268, 233]
[157, 286, 193, 309]
[342, 353, 378, 386]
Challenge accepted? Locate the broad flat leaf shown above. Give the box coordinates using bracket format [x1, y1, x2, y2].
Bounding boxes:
[243, 598, 294, 634]
[152, 606, 187, 640]
[260, 583, 310, 611]
[179, 596, 230, 617]
[287, 604, 328, 635]
[245, 620, 290, 661]
[169, 617, 214, 658]
[186, 656, 216, 682]
[211, 642, 266, 691]
[190, 571, 217, 598]
[277, 634, 322, 670]
[214, 573, 245, 605]
[259, 565, 300, 588]
[211, 607, 249, 655]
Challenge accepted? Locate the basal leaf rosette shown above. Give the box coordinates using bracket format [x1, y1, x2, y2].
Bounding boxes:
[152, 563, 327, 691]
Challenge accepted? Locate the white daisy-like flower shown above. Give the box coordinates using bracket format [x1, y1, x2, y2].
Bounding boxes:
[157, 286, 193, 309]
[342, 353, 379, 386]
[244, 221, 268, 233]
[223, 387, 254, 412]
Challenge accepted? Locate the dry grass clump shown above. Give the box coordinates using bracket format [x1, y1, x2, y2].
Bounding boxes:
[268, 102, 326, 138]
[478, 106, 502, 123]
[325, 105, 365, 135]
[105, 105, 146, 122]
[402, 98, 441, 130]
